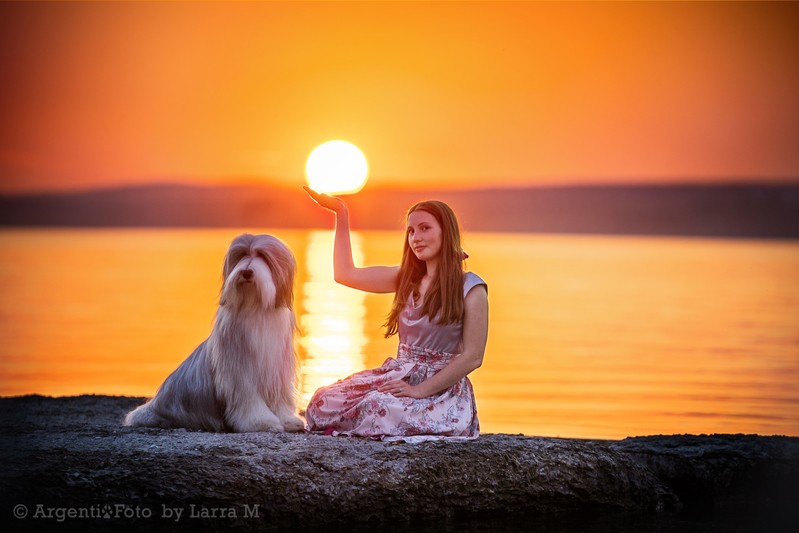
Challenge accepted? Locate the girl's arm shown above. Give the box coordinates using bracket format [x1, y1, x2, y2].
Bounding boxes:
[379, 285, 489, 398]
[304, 186, 398, 293]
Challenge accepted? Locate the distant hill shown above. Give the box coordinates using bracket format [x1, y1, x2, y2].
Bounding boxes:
[1, 183, 798, 238]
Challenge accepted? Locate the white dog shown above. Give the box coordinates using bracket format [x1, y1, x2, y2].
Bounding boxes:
[124, 233, 304, 432]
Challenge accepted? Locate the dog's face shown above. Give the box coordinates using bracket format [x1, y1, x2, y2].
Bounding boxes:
[220, 234, 296, 311]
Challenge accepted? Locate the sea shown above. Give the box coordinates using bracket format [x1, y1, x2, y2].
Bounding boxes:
[0, 228, 797, 440]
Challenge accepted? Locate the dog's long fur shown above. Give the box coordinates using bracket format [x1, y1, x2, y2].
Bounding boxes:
[124, 234, 304, 432]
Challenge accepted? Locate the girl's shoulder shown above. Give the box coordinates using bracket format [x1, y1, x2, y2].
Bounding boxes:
[463, 271, 487, 297]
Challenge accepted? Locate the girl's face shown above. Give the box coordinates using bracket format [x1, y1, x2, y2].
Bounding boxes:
[407, 209, 443, 263]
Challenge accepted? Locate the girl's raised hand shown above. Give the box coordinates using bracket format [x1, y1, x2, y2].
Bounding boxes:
[303, 186, 346, 214]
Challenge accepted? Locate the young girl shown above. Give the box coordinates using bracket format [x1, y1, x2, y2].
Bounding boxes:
[303, 186, 488, 441]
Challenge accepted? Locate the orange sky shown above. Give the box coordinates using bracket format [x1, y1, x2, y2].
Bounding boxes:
[1, 1, 798, 193]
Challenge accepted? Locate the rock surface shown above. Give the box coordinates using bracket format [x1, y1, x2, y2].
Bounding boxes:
[1, 395, 797, 531]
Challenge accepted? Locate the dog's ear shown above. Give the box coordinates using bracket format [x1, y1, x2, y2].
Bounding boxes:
[271, 246, 296, 310]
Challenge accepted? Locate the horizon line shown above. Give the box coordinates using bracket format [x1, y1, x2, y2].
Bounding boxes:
[3, 177, 799, 197]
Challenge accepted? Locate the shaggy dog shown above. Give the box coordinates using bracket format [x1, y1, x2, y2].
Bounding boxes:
[124, 233, 304, 432]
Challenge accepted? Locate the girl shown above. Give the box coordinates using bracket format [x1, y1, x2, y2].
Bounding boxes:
[303, 187, 488, 441]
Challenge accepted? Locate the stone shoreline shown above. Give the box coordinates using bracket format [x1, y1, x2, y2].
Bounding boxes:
[1, 395, 797, 531]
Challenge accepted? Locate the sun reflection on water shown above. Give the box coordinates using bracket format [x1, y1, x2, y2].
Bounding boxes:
[298, 230, 368, 407]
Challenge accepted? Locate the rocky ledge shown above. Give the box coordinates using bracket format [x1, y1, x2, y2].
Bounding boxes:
[1, 395, 797, 532]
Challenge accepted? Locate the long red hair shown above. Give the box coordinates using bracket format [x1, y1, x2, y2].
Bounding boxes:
[384, 200, 466, 338]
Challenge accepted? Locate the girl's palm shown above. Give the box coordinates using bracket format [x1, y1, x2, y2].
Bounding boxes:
[303, 186, 345, 214]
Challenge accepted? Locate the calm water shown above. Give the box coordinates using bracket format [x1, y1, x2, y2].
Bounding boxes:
[0, 228, 797, 440]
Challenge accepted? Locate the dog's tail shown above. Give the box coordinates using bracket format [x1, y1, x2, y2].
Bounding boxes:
[123, 402, 159, 427]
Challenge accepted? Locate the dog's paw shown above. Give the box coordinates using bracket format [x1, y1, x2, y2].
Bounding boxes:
[280, 415, 305, 433]
[228, 411, 284, 433]
[238, 419, 284, 433]
[254, 421, 285, 433]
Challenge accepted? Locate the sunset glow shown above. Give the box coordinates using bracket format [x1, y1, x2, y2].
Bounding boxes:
[0, 2, 798, 193]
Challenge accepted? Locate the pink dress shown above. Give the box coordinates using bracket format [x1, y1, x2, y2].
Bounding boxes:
[305, 272, 486, 442]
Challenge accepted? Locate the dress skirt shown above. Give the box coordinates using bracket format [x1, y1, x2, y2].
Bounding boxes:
[305, 343, 479, 441]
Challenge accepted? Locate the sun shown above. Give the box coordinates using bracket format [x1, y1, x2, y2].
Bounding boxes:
[305, 140, 369, 195]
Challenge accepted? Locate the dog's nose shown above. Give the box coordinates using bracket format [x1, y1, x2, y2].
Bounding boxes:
[241, 269, 254, 281]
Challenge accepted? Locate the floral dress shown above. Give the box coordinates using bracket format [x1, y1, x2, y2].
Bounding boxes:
[305, 272, 486, 442]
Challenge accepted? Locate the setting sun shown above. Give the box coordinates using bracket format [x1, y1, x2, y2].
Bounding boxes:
[305, 141, 369, 195]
